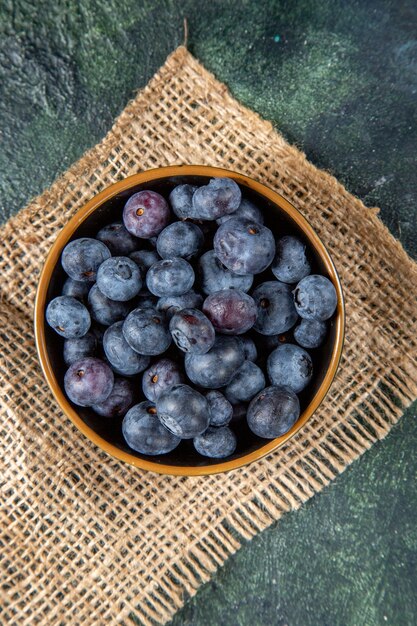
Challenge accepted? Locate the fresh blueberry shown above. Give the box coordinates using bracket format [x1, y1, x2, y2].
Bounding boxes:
[293, 275, 337, 321]
[156, 383, 210, 438]
[92, 377, 134, 417]
[238, 336, 258, 361]
[169, 184, 198, 219]
[46, 295, 91, 338]
[63, 332, 97, 366]
[271, 235, 311, 284]
[135, 290, 159, 309]
[142, 358, 185, 402]
[129, 249, 160, 275]
[122, 401, 181, 455]
[122, 307, 171, 355]
[185, 336, 245, 389]
[217, 198, 264, 225]
[156, 291, 204, 320]
[247, 385, 300, 439]
[146, 258, 195, 297]
[198, 250, 253, 295]
[123, 190, 170, 238]
[61, 237, 111, 282]
[203, 289, 257, 335]
[96, 256, 142, 301]
[192, 177, 241, 220]
[224, 361, 266, 404]
[267, 343, 313, 393]
[88, 284, 131, 326]
[103, 321, 150, 375]
[169, 308, 215, 354]
[193, 426, 237, 459]
[156, 221, 204, 260]
[64, 357, 114, 407]
[252, 281, 298, 335]
[294, 319, 327, 349]
[214, 217, 275, 275]
[205, 390, 233, 427]
[62, 277, 91, 302]
[96, 221, 139, 255]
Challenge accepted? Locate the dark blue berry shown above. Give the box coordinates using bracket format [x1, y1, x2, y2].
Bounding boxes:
[146, 258, 195, 297]
[192, 177, 241, 220]
[156, 221, 204, 260]
[203, 289, 257, 335]
[92, 377, 134, 417]
[247, 386, 300, 439]
[122, 307, 171, 355]
[64, 357, 114, 407]
[135, 290, 159, 309]
[217, 198, 264, 225]
[156, 291, 204, 320]
[96, 221, 139, 255]
[46, 295, 91, 338]
[156, 384, 210, 438]
[231, 402, 247, 424]
[184, 336, 245, 389]
[63, 332, 97, 366]
[122, 402, 181, 455]
[96, 256, 142, 301]
[294, 319, 327, 349]
[169, 184, 198, 219]
[225, 361, 266, 404]
[123, 190, 170, 238]
[252, 281, 298, 335]
[103, 321, 150, 375]
[206, 390, 233, 427]
[271, 236, 311, 284]
[88, 284, 131, 326]
[293, 275, 337, 321]
[169, 308, 215, 354]
[62, 277, 91, 302]
[129, 249, 160, 274]
[193, 426, 237, 458]
[214, 217, 275, 275]
[61, 237, 111, 282]
[238, 336, 258, 361]
[267, 343, 313, 393]
[198, 250, 253, 295]
[142, 358, 184, 402]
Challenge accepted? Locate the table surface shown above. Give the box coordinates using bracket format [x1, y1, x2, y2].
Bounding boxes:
[1, 1, 416, 624]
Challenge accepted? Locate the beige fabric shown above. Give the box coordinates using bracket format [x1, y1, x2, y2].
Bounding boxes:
[1, 46, 416, 626]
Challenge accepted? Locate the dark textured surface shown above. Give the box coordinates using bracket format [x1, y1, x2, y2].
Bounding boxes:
[1, 1, 416, 624]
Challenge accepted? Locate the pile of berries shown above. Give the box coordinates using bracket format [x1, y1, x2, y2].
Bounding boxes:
[46, 177, 337, 459]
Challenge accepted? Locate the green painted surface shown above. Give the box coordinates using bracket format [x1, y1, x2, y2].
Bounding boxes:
[1, 1, 416, 624]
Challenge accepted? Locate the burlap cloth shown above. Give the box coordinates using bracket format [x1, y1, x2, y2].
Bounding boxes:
[1, 46, 417, 625]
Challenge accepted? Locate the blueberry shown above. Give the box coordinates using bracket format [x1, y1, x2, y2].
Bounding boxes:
[193, 426, 237, 458]
[156, 221, 204, 260]
[122, 401, 181, 455]
[224, 361, 266, 404]
[198, 250, 253, 295]
[135, 291, 159, 309]
[123, 190, 170, 238]
[252, 281, 298, 335]
[203, 289, 257, 335]
[247, 386, 300, 439]
[217, 198, 264, 225]
[169, 308, 215, 354]
[169, 184, 198, 219]
[192, 177, 241, 220]
[88, 283, 131, 326]
[267, 343, 313, 393]
[46, 295, 91, 338]
[231, 402, 248, 424]
[63, 332, 97, 366]
[96, 221, 139, 255]
[142, 358, 184, 402]
[96, 256, 142, 301]
[293, 275, 337, 321]
[146, 258, 195, 297]
[238, 335, 258, 361]
[156, 291, 204, 320]
[271, 235, 311, 284]
[185, 336, 245, 389]
[206, 390, 233, 427]
[62, 277, 91, 302]
[64, 357, 114, 407]
[214, 217, 275, 275]
[103, 321, 150, 375]
[122, 307, 171, 355]
[294, 319, 327, 349]
[61, 237, 111, 282]
[156, 384, 210, 438]
[129, 249, 160, 274]
[92, 377, 134, 417]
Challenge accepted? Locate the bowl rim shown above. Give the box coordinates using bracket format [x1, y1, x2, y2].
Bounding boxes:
[34, 164, 345, 476]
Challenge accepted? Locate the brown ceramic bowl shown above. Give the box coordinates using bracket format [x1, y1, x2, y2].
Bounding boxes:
[34, 165, 344, 476]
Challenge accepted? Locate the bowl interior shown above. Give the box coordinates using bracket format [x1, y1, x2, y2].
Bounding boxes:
[41, 173, 340, 470]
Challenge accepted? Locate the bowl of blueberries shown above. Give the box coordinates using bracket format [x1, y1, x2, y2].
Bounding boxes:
[35, 165, 344, 475]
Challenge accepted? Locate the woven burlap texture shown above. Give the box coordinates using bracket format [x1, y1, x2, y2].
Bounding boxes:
[1, 46, 417, 626]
